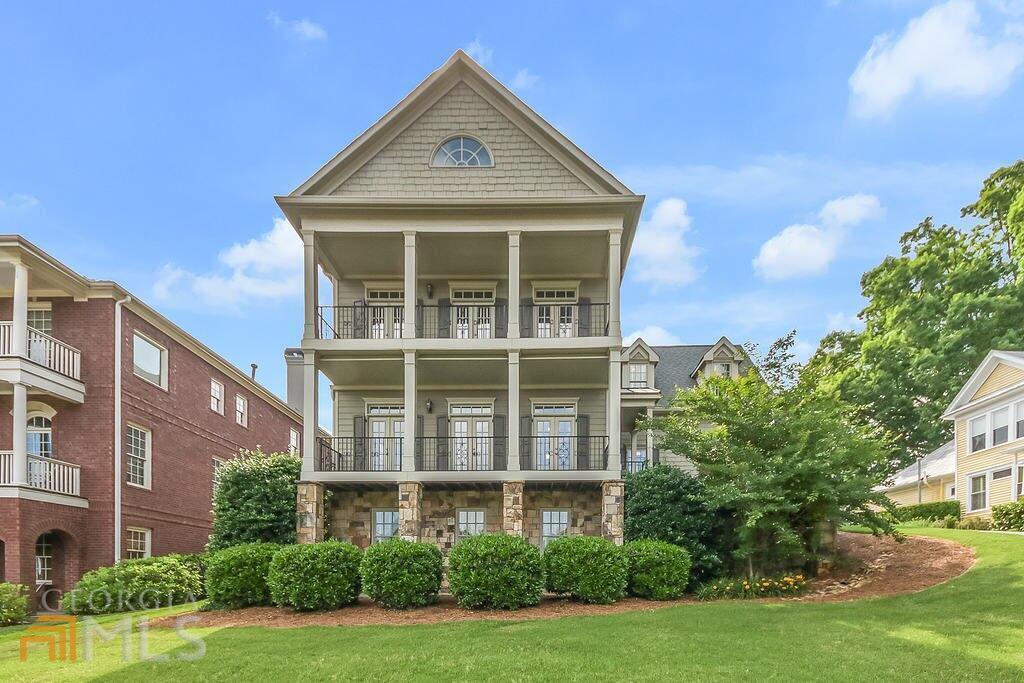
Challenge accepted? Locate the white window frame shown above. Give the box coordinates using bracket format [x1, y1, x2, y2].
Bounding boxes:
[946, 482, 956, 500]
[992, 407, 1010, 447]
[969, 415, 987, 453]
[967, 470, 991, 512]
[27, 303, 53, 336]
[456, 508, 487, 540]
[541, 508, 570, 549]
[132, 331, 168, 390]
[289, 428, 301, 455]
[963, 399, 1024, 454]
[210, 379, 224, 415]
[372, 509, 399, 543]
[531, 281, 580, 304]
[235, 394, 248, 427]
[629, 363, 648, 388]
[125, 423, 152, 489]
[1015, 401, 1024, 440]
[363, 282, 404, 302]
[125, 527, 152, 560]
[35, 532, 54, 585]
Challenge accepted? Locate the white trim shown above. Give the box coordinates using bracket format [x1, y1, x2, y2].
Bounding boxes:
[371, 508, 399, 543]
[235, 394, 249, 428]
[27, 301, 52, 311]
[540, 508, 571, 549]
[944, 351, 1024, 418]
[113, 294, 131, 562]
[964, 397, 1024, 456]
[24, 401, 57, 420]
[429, 133, 495, 168]
[132, 330, 168, 391]
[965, 467, 1009, 513]
[210, 379, 225, 415]
[125, 526, 152, 560]
[125, 422, 152, 490]
[455, 507, 487, 540]
[0, 485, 89, 507]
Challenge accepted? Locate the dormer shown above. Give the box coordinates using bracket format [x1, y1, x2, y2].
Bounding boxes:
[623, 338, 660, 390]
[692, 336, 743, 382]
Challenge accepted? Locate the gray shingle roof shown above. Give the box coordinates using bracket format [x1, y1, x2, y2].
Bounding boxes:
[650, 345, 714, 406]
[886, 440, 956, 490]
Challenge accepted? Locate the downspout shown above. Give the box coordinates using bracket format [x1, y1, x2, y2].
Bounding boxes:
[917, 457, 923, 504]
[113, 295, 131, 563]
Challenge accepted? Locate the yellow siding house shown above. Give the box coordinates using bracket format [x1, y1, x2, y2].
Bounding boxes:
[881, 440, 956, 507]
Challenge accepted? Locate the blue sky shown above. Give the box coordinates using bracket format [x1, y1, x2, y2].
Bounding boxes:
[2, 1, 1023, 423]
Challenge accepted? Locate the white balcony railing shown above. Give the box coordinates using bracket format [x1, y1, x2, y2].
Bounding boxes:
[0, 451, 81, 496]
[0, 322, 82, 380]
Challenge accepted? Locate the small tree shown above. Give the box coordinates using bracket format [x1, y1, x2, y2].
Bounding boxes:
[646, 334, 894, 577]
[208, 448, 301, 551]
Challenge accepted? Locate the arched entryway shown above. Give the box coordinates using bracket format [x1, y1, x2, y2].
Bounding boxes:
[33, 529, 74, 612]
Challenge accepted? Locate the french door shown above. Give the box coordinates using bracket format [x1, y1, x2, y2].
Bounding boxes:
[368, 417, 403, 470]
[369, 306, 403, 339]
[451, 417, 491, 470]
[535, 304, 575, 338]
[535, 417, 574, 470]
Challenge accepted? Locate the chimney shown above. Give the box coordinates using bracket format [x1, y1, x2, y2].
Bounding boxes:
[284, 348, 304, 414]
[250, 363, 258, 380]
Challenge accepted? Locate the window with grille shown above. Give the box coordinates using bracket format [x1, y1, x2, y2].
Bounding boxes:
[289, 428, 300, 455]
[126, 528, 151, 560]
[992, 407, 1010, 446]
[457, 509, 486, 539]
[431, 136, 492, 167]
[27, 308, 53, 335]
[235, 395, 248, 427]
[541, 509, 570, 549]
[35, 533, 54, 584]
[210, 379, 224, 414]
[969, 416, 986, 453]
[126, 424, 151, 487]
[373, 510, 399, 542]
[629, 363, 648, 387]
[969, 473, 988, 512]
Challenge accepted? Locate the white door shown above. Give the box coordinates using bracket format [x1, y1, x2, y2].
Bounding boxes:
[451, 417, 491, 470]
[368, 417, 402, 470]
[535, 418, 573, 470]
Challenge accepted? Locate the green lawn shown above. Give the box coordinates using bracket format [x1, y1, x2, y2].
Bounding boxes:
[2, 528, 1022, 681]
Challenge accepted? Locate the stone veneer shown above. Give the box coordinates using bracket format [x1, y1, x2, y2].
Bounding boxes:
[329, 489, 399, 548]
[296, 482, 325, 544]
[502, 481, 524, 536]
[398, 482, 422, 541]
[523, 487, 603, 547]
[601, 480, 625, 545]
[421, 489, 503, 551]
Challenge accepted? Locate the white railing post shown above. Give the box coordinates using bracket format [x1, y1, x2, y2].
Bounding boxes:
[12, 263, 27, 357]
[11, 383, 27, 485]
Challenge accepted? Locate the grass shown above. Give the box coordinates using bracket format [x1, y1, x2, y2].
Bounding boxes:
[1, 528, 1022, 681]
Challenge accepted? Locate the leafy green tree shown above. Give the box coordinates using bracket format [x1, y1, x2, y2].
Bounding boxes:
[208, 448, 302, 551]
[648, 335, 893, 577]
[808, 161, 1024, 463]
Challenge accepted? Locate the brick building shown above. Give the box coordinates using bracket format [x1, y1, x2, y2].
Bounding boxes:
[0, 235, 302, 609]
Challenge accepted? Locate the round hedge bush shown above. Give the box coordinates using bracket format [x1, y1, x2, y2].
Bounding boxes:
[448, 533, 544, 610]
[62, 556, 201, 615]
[543, 535, 627, 604]
[623, 539, 692, 600]
[268, 541, 362, 611]
[360, 539, 442, 609]
[205, 542, 280, 609]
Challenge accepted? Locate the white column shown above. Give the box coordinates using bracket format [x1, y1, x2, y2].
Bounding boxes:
[645, 406, 655, 458]
[12, 382, 27, 485]
[301, 351, 318, 474]
[303, 231, 318, 340]
[508, 232, 520, 339]
[12, 261, 28, 356]
[607, 348, 622, 473]
[403, 351, 416, 472]
[507, 351, 520, 471]
[607, 229, 622, 339]
[403, 231, 417, 339]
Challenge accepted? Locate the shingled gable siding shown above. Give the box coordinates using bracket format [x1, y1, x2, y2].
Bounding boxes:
[331, 82, 596, 198]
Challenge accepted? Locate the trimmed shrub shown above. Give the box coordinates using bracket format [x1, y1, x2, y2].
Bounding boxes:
[696, 573, 808, 600]
[0, 583, 29, 626]
[205, 542, 280, 609]
[624, 539, 692, 600]
[543, 535, 627, 604]
[891, 500, 961, 523]
[992, 501, 1024, 531]
[957, 516, 992, 531]
[62, 556, 200, 615]
[208, 449, 302, 551]
[448, 533, 544, 610]
[931, 515, 958, 529]
[268, 541, 362, 611]
[360, 539, 442, 609]
[624, 465, 729, 583]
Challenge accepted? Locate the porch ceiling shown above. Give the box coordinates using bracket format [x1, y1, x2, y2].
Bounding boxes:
[520, 354, 608, 387]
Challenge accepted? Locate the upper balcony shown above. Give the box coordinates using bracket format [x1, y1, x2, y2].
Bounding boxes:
[0, 322, 81, 380]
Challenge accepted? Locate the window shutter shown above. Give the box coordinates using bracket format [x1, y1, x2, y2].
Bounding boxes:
[578, 297, 592, 337]
[415, 300, 424, 338]
[652, 447, 660, 465]
[415, 415, 424, 470]
[436, 416, 449, 469]
[353, 416, 365, 470]
[352, 299, 367, 339]
[493, 415, 507, 470]
[577, 414, 591, 469]
[495, 298, 508, 338]
[438, 298, 451, 338]
[520, 298, 533, 337]
[520, 416, 532, 469]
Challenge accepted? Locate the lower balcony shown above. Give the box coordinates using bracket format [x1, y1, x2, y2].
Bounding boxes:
[0, 451, 82, 497]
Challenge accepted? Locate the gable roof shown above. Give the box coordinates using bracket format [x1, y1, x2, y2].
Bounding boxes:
[624, 337, 660, 363]
[650, 345, 714, 406]
[883, 440, 956, 491]
[690, 336, 744, 378]
[942, 350, 1024, 418]
[290, 50, 634, 198]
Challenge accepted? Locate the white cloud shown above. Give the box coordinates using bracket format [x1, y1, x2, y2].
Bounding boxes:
[754, 194, 883, 281]
[793, 338, 818, 362]
[464, 38, 494, 66]
[624, 325, 682, 346]
[153, 218, 303, 310]
[0, 193, 40, 210]
[826, 311, 863, 332]
[267, 12, 328, 42]
[849, 0, 1024, 118]
[511, 68, 540, 91]
[630, 198, 702, 289]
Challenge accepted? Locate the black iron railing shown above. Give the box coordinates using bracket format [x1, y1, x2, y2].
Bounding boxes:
[519, 436, 609, 471]
[416, 437, 507, 471]
[317, 305, 405, 340]
[316, 437, 403, 471]
[418, 304, 507, 339]
[520, 303, 609, 338]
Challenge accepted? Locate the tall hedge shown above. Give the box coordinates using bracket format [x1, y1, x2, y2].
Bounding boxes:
[208, 448, 302, 551]
[891, 500, 961, 522]
[624, 465, 729, 583]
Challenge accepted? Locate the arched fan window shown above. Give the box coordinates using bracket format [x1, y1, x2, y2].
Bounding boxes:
[431, 136, 493, 167]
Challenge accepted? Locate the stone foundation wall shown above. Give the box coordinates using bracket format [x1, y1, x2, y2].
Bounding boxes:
[420, 489, 503, 552]
[296, 482, 325, 544]
[523, 487, 602, 547]
[329, 489, 398, 548]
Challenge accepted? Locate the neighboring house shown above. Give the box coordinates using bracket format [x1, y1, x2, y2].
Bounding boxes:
[280, 49, 742, 552]
[941, 350, 1024, 519]
[0, 236, 303, 608]
[880, 441, 956, 507]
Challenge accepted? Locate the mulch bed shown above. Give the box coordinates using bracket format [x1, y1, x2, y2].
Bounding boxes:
[150, 532, 974, 629]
